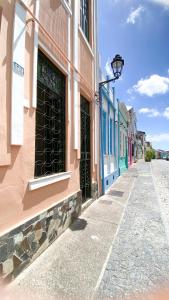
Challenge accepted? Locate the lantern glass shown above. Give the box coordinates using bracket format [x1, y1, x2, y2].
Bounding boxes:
[111, 54, 124, 79]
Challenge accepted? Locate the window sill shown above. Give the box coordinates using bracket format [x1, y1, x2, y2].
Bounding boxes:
[78, 26, 94, 58]
[61, 0, 72, 16]
[28, 171, 71, 191]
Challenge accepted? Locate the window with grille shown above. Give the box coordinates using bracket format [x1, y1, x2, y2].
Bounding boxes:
[80, 0, 89, 41]
[35, 50, 66, 178]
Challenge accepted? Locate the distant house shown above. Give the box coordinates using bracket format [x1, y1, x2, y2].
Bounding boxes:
[136, 131, 146, 160]
[128, 107, 137, 166]
[155, 149, 169, 159]
[145, 141, 152, 151]
[155, 149, 163, 159]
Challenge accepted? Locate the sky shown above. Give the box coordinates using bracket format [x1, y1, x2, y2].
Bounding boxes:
[98, 0, 169, 150]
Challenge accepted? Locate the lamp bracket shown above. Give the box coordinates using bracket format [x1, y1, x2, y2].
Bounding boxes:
[99, 76, 119, 89]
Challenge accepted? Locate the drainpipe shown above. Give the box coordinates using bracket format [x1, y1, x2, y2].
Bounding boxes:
[73, 0, 79, 150]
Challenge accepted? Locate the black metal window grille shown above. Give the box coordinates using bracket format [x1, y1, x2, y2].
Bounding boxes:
[80, 0, 89, 41]
[80, 96, 91, 202]
[35, 50, 66, 178]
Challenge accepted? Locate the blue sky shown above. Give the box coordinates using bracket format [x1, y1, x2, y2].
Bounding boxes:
[98, 0, 169, 150]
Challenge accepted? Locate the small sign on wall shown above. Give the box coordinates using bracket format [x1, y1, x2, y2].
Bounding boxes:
[13, 62, 24, 77]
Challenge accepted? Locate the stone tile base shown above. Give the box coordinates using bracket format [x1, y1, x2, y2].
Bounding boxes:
[91, 182, 98, 200]
[0, 191, 82, 283]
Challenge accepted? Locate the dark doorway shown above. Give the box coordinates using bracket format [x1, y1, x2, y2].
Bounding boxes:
[80, 96, 91, 203]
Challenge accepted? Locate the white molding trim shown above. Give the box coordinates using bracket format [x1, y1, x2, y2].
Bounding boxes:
[78, 26, 94, 58]
[73, 1, 79, 150]
[32, 0, 40, 108]
[73, 2, 78, 70]
[66, 1, 71, 168]
[61, 0, 72, 16]
[29, 171, 71, 191]
[73, 70, 80, 82]
[67, 6, 71, 123]
[73, 77, 79, 150]
[11, 2, 26, 145]
[24, 98, 30, 108]
[39, 41, 69, 77]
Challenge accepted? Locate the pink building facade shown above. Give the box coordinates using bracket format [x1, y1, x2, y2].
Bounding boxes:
[0, 0, 99, 281]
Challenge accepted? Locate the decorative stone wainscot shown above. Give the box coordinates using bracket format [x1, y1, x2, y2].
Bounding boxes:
[91, 182, 99, 200]
[0, 191, 82, 283]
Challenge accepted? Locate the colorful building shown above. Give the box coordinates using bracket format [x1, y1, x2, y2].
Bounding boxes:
[118, 102, 129, 175]
[136, 131, 146, 160]
[100, 84, 119, 193]
[145, 141, 152, 152]
[128, 107, 137, 166]
[0, 0, 99, 280]
[155, 149, 169, 160]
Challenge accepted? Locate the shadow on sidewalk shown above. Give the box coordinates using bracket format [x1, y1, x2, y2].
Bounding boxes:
[70, 218, 88, 231]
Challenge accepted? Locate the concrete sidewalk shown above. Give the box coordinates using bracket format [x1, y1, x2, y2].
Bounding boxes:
[6, 166, 136, 300]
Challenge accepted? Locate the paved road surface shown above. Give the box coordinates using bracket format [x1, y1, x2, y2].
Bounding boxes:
[97, 160, 169, 299]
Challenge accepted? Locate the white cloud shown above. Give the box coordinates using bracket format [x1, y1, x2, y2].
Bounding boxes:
[139, 107, 161, 117]
[105, 60, 114, 78]
[149, 0, 169, 9]
[127, 5, 144, 24]
[163, 107, 169, 119]
[139, 107, 169, 118]
[126, 105, 132, 110]
[127, 88, 133, 95]
[146, 133, 169, 143]
[132, 74, 169, 97]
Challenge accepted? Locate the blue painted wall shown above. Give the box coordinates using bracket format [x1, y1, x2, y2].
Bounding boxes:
[100, 85, 119, 193]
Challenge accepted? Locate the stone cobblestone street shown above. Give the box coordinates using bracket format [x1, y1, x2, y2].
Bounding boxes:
[151, 160, 169, 233]
[97, 160, 169, 299]
[7, 160, 169, 300]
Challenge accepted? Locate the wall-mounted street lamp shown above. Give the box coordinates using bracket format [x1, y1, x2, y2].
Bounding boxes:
[95, 54, 124, 104]
[99, 54, 124, 88]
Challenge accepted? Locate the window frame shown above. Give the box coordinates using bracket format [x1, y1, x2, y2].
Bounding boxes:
[80, 0, 90, 41]
[34, 49, 66, 179]
[109, 118, 113, 155]
[103, 110, 107, 155]
[61, 0, 72, 16]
